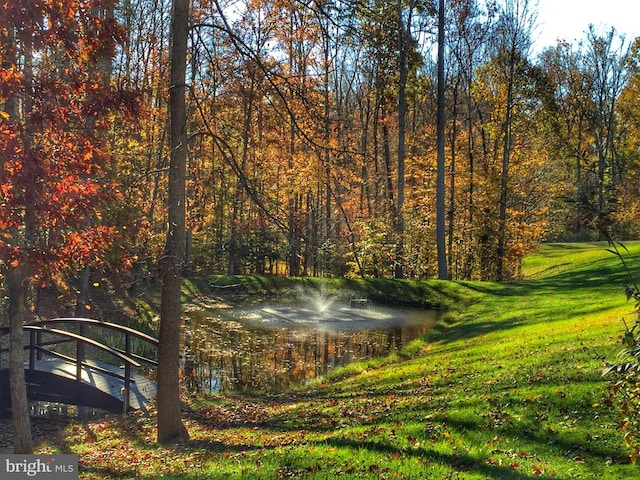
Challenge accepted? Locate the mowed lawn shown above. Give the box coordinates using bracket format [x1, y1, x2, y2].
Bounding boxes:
[42, 242, 640, 478]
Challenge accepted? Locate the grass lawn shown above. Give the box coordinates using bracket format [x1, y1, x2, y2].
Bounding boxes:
[37, 242, 640, 478]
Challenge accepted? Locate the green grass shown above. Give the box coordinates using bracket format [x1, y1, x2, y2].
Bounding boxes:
[203, 274, 461, 310]
[37, 242, 640, 478]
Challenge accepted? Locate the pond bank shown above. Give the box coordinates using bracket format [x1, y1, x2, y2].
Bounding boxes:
[187, 274, 456, 310]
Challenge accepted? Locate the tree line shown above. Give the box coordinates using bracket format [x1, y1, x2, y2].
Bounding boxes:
[110, 0, 639, 283]
[4, 0, 635, 288]
[2, 0, 640, 449]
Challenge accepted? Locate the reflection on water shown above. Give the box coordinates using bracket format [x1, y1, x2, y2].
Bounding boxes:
[181, 302, 438, 393]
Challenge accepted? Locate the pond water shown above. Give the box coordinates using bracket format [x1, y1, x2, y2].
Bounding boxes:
[181, 298, 438, 393]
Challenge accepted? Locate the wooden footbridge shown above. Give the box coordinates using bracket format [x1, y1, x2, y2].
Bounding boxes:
[0, 318, 158, 414]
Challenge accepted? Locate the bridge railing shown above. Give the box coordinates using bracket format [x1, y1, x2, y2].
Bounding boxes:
[29, 317, 159, 364]
[0, 318, 159, 413]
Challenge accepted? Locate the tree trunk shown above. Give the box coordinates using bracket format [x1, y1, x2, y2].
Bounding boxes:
[496, 48, 516, 282]
[447, 81, 459, 279]
[436, 0, 449, 280]
[157, 0, 189, 444]
[3, 23, 33, 455]
[322, 28, 332, 277]
[575, 116, 583, 233]
[75, 265, 91, 316]
[286, 23, 301, 278]
[6, 268, 33, 454]
[395, 0, 409, 279]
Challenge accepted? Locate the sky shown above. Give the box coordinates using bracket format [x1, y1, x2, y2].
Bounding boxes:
[533, 0, 639, 51]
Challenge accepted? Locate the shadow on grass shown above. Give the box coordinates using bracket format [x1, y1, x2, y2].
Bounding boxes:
[433, 408, 630, 470]
[315, 437, 544, 479]
[425, 316, 525, 346]
[109, 357, 631, 480]
[461, 251, 637, 296]
[427, 302, 617, 349]
[79, 465, 139, 479]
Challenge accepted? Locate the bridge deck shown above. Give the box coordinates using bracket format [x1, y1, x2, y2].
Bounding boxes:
[0, 359, 156, 413]
[34, 359, 156, 410]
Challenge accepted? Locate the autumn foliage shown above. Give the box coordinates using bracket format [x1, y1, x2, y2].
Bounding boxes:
[0, 0, 138, 287]
[3, 0, 640, 289]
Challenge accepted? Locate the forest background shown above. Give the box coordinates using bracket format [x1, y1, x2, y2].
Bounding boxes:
[2, 0, 640, 305]
[4, 0, 640, 456]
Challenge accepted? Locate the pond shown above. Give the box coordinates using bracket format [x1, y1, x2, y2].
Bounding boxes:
[181, 296, 438, 393]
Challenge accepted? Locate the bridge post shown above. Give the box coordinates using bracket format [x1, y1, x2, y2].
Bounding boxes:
[36, 329, 42, 361]
[123, 333, 131, 414]
[29, 330, 36, 370]
[76, 323, 89, 420]
[75, 340, 82, 382]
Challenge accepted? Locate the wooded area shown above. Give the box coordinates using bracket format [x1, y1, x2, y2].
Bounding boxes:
[3, 0, 639, 291]
[112, 0, 640, 283]
[2, 0, 640, 454]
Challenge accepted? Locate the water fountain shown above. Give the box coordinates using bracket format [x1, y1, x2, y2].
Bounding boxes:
[181, 287, 439, 393]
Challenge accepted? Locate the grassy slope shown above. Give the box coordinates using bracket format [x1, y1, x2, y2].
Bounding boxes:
[43, 243, 640, 479]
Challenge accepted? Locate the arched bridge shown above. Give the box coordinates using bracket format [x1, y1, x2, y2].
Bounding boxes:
[0, 318, 158, 414]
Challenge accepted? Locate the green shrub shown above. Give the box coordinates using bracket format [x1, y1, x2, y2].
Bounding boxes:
[603, 243, 640, 463]
[603, 316, 640, 462]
